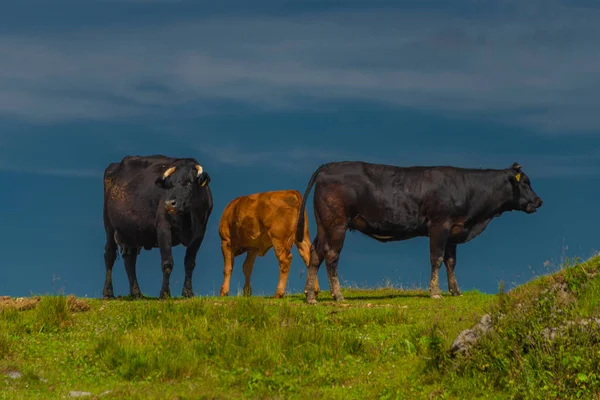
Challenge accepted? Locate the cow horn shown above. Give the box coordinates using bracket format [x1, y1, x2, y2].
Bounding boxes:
[163, 166, 176, 179]
[196, 165, 203, 176]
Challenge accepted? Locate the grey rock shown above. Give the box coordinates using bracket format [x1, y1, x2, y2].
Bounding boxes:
[451, 314, 494, 356]
[6, 370, 23, 379]
[541, 318, 600, 342]
[69, 391, 93, 397]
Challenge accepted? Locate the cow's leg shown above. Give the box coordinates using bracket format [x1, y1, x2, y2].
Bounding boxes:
[182, 220, 208, 297]
[324, 227, 347, 302]
[157, 223, 174, 299]
[305, 236, 325, 304]
[103, 229, 117, 299]
[123, 248, 142, 299]
[219, 239, 235, 296]
[428, 225, 449, 299]
[182, 242, 200, 298]
[273, 242, 292, 299]
[296, 238, 320, 296]
[444, 243, 461, 296]
[242, 250, 257, 296]
[311, 190, 347, 302]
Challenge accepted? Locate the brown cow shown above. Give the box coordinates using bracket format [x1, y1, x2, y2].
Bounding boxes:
[219, 189, 320, 298]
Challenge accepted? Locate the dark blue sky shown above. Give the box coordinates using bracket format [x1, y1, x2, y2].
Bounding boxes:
[1, 0, 599, 298]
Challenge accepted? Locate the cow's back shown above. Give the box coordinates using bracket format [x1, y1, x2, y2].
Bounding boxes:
[219, 190, 303, 254]
[313, 161, 504, 232]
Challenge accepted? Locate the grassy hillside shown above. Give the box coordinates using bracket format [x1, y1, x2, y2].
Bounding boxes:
[1, 256, 598, 399]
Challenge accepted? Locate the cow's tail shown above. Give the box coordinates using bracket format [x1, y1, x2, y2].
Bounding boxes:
[296, 163, 330, 242]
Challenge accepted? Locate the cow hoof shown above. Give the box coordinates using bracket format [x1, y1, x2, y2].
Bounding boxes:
[103, 295, 115, 300]
[431, 294, 442, 299]
[306, 299, 318, 305]
[274, 293, 284, 299]
[333, 294, 344, 302]
[182, 289, 194, 298]
[219, 291, 228, 297]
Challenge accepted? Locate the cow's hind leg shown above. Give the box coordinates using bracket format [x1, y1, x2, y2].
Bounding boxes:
[272, 242, 292, 299]
[242, 250, 257, 296]
[103, 229, 117, 299]
[324, 226, 347, 302]
[123, 248, 142, 299]
[428, 225, 450, 299]
[305, 235, 325, 304]
[296, 237, 320, 296]
[219, 239, 235, 296]
[444, 243, 461, 296]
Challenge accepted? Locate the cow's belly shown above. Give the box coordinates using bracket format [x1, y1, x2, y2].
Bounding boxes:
[350, 215, 425, 242]
[449, 219, 491, 244]
[107, 206, 158, 248]
[232, 232, 273, 256]
[114, 228, 158, 248]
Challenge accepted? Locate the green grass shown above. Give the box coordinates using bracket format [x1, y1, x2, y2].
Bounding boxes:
[1, 256, 599, 399]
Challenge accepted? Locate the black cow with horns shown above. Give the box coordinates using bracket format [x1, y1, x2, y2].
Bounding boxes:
[296, 161, 543, 304]
[102, 155, 213, 299]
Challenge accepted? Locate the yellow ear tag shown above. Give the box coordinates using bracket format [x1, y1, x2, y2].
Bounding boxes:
[515, 173, 521, 182]
[201, 181, 207, 187]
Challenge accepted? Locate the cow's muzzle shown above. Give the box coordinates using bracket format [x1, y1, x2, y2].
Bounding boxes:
[525, 197, 543, 214]
[165, 199, 177, 214]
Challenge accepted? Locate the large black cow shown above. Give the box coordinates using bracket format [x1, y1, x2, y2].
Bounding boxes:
[296, 161, 543, 303]
[103, 155, 213, 299]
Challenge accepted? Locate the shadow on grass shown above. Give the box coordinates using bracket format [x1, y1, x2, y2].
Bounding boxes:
[105, 288, 468, 302]
[344, 292, 432, 300]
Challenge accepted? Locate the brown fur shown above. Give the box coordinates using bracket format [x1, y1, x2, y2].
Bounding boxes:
[218, 190, 320, 298]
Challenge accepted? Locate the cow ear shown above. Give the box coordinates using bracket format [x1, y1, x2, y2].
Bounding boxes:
[509, 171, 522, 184]
[198, 172, 211, 187]
[510, 162, 522, 172]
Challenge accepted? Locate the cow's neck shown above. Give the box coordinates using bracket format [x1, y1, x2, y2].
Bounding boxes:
[468, 171, 516, 221]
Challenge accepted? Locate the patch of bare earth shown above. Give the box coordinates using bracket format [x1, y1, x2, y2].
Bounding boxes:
[66, 295, 91, 312]
[0, 295, 91, 312]
[0, 295, 40, 310]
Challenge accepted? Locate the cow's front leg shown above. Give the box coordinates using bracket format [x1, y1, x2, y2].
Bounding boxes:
[157, 223, 174, 299]
[182, 221, 207, 298]
[182, 241, 200, 298]
[219, 239, 235, 296]
[428, 225, 449, 299]
[444, 243, 461, 296]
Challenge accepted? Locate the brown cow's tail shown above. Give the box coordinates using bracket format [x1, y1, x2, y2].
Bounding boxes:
[296, 163, 330, 242]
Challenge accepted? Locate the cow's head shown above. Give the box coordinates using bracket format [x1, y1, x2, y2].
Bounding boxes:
[155, 161, 210, 215]
[508, 162, 543, 214]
